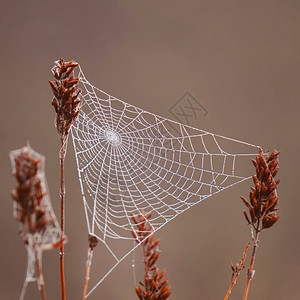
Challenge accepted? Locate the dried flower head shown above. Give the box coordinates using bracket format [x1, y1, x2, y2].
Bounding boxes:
[241, 148, 280, 231]
[131, 212, 171, 300]
[49, 58, 81, 138]
[10, 145, 51, 237]
[10, 144, 64, 300]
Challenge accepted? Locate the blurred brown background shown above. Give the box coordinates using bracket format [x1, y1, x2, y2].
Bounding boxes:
[1, 1, 299, 299]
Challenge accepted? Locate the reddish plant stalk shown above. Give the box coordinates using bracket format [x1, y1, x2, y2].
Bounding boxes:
[240, 148, 280, 300]
[49, 58, 81, 300]
[243, 232, 259, 300]
[59, 138, 66, 300]
[224, 242, 250, 300]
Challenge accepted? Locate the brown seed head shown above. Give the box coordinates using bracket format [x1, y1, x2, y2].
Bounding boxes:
[241, 148, 280, 231]
[131, 212, 171, 300]
[49, 58, 81, 138]
[10, 145, 52, 239]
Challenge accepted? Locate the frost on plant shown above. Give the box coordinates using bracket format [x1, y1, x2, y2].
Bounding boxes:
[10, 144, 63, 300]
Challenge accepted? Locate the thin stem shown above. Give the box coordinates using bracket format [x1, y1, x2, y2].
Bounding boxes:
[240, 149, 280, 300]
[243, 228, 260, 300]
[83, 248, 94, 300]
[224, 279, 236, 300]
[59, 137, 66, 300]
[224, 242, 250, 300]
[35, 248, 47, 300]
[142, 240, 149, 276]
[50, 58, 81, 300]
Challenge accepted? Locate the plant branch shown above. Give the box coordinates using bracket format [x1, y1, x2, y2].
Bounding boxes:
[82, 235, 98, 300]
[224, 242, 250, 300]
[240, 149, 280, 300]
[59, 137, 66, 300]
[243, 230, 260, 300]
[49, 58, 81, 300]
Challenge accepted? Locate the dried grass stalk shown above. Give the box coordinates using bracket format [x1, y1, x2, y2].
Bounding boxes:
[49, 58, 81, 300]
[241, 148, 280, 300]
[224, 242, 250, 300]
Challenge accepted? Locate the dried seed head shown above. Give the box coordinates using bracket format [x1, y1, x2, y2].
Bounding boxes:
[262, 213, 280, 229]
[10, 145, 52, 239]
[131, 212, 171, 299]
[241, 148, 280, 231]
[49, 58, 81, 139]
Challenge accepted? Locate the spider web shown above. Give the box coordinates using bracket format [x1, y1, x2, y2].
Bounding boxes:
[10, 146, 62, 300]
[71, 66, 260, 297]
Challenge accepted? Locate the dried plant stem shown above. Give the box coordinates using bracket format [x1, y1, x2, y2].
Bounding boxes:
[35, 248, 47, 300]
[82, 248, 94, 300]
[82, 235, 98, 299]
[243, 230, 260, 300]
[59, 137, 66, 300]
[224, 242, 250, 300]
[240, 149, 280, 300]
[50, 58, 81, 300]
